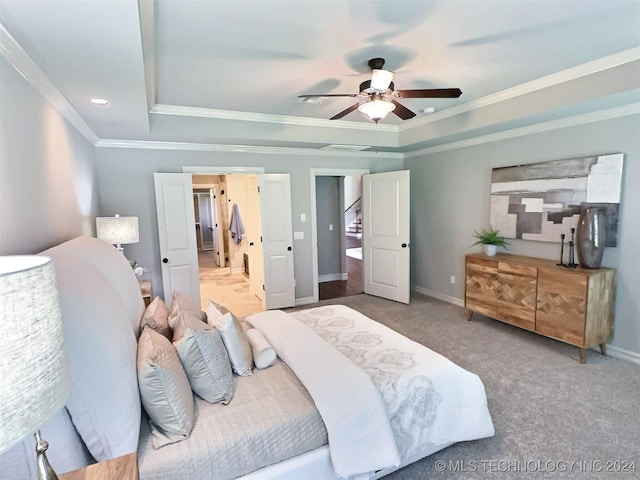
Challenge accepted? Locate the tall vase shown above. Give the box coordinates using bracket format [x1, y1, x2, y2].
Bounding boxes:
[576, 206, 606, 269]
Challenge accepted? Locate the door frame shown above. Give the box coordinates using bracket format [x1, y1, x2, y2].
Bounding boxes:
[184, 166, 265, 279]
[309, 168, 370, 303]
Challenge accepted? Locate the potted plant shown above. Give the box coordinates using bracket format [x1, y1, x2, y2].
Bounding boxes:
[471, 227, 509, 256]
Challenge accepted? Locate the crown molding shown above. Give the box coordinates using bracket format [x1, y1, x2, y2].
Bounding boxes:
[399, 47, 640, 132]
[95, 138, 404, 159]
[0, 22, 98, 144]
[151, 103, 398, 132]
[405, 103, 640, 158]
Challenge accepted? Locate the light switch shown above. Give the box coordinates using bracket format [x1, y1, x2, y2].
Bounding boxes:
[300, 213, 306, 222]
[294, 231, 304, 240]
[329, 224, 333, 231]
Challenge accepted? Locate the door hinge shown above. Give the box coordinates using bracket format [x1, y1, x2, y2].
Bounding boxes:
[260, 236, 263, 242]
[262, 284, 265, 291]
[258, 186, 260, 193]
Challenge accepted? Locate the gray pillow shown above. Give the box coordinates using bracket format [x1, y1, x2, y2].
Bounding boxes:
[172, 312, 235, 404]
[140, 296, 171, 339]
[207, 302, 253, 376]
[137, 327, 194, 449]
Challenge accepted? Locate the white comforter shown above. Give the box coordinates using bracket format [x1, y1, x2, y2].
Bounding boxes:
[247, 310, 400, 479]
[289, 305, 495, 460]
[249, 304, 495, 479]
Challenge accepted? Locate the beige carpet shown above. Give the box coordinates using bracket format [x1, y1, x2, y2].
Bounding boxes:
[288, 293, 640, 480]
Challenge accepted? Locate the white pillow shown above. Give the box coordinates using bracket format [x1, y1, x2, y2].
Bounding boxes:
[172, 313, 235, 404]
[245, 328, 277, 369]
[138, 327, 194, 449]
[207, 304, 253, 376]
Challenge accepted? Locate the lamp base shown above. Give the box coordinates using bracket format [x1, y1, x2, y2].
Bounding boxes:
[35, 430, 59, 480]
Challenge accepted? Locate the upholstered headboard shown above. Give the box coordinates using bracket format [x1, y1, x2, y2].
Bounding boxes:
[0, 236, 145, 478]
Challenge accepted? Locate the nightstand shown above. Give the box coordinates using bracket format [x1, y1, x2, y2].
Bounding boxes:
[139, 279, 152, 307]
[59, 452, 138, 480]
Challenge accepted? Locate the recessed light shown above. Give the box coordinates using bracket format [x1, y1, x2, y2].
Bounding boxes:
[90, 98, 109, 105]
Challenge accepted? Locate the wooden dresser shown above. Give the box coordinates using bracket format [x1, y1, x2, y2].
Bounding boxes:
[465, 252, 615, 363]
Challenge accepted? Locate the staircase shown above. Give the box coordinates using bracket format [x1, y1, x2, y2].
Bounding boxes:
[345, 197, 362, 238]
[346, 217, 361, 237]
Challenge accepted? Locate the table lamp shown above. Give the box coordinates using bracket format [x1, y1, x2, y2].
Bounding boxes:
[0, 255, 71, 480]
[96, 214, 139, 253]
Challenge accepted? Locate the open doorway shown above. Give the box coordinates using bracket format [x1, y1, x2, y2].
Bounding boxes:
[192, 174, 263, 318]
[316, 175, 363, 301]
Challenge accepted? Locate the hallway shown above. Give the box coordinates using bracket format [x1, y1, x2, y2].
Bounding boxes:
[318, 233, 363, 300]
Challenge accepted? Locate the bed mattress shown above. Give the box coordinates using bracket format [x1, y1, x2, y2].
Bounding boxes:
[137, 360, 328, 480]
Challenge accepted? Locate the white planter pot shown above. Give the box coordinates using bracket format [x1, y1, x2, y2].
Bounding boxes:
[483, 244, 497, 256]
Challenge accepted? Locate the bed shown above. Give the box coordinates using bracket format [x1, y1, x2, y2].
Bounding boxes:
[138, 305, 495, 480]
[0, 236, 494, 480]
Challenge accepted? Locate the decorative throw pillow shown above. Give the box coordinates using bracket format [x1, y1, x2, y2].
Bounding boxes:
[168, 291, 206, 330]
[172, 312, 235, 404]
[137, 327, 194, 449]
[245, 328, 277, 369]
[207, 302, 253, 376]
[140, 296, 171, 339]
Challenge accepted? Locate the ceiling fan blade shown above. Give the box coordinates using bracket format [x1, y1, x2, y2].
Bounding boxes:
[391, 100, 416, 120]
[330, 103, 360, 120]
[396, 88, 462, 98]
[299, 93, 359, 98]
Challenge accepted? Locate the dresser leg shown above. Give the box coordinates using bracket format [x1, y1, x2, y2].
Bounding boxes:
[599, 343, 607, 356]
[466, 310, 473, 321]
[578, 348, 586, 364]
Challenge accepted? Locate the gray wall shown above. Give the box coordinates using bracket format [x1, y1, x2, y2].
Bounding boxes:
[0, 57, 98, 254]
[95, 147, 403, 301]
[405, 113, 640, 355]
[316, 176, 342, 278]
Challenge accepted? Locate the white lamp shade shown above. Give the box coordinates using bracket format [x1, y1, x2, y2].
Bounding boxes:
[358, 98, 396, 122]
[370, 69, 394, 91]
[96, 215, 139, 245]
[0, 255, 71, 454]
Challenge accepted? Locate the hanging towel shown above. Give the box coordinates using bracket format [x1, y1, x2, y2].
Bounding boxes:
[229, 203, 245, 244]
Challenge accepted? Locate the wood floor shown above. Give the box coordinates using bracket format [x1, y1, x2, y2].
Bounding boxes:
[318, 234, 363, 301]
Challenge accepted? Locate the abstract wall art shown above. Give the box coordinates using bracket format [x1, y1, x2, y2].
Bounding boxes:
[489, 154, 624, 246]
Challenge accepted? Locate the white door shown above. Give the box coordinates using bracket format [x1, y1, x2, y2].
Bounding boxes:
[247, 176, 264, 301]
[259, 174, 295, 309]
[154, 173, 201, 306]
[362, 170, 410, 304]
[212, 186, 225, 267]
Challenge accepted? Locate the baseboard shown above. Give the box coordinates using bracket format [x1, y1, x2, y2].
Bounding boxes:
[318, 273, 347, 283]
[295, 296, 316, 306]
[412, 286, 465, 307]
[596, 344, 640, 365]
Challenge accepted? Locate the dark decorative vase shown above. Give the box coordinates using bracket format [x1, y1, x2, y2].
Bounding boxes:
[576, 206, 606, 269]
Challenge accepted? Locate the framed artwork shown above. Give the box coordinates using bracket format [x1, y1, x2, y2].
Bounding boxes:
[489, 154, 623, 246]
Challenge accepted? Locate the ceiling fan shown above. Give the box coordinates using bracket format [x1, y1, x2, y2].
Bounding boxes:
[299, 58, 462, 123]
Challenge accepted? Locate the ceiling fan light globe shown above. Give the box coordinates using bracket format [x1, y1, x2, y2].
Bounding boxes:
[358, 99, 396, 122]
[370, 69, 394, 91]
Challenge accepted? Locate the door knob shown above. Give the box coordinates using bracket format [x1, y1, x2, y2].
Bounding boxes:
[287, 246, 292, 251]
[162, 258, 169, 263]
[249, 242, 254, 246]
